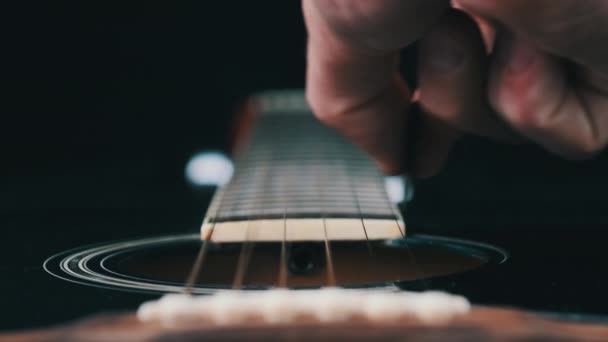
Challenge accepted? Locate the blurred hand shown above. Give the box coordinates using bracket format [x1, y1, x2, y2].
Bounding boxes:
[303, 0, 608, 176]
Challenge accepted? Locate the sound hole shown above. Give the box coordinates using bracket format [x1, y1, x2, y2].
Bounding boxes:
[106, 237, 501, 288]
[287, 243, 324, 275]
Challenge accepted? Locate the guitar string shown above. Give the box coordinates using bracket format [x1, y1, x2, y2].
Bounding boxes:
[231, 170, 258, 289]
[388, 177, 430, 291]
[323, 219, 336, 287]
[277, 132, 289, 288]
[278, 210, 288, 287]
[183, 187, 226, 294]
[343, 155, 375, 260]
[232, 220, 255, 289]
[400, 104, 430, 290]
[184, 237, 210, 294]
[186, 114, 409, 293]
[319, 151, 336, 287]
[232, 147, 272, 289]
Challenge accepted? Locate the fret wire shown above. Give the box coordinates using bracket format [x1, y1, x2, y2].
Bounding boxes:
[221, 191, 387, 199]
[215, 210, 396, 219]
[219, 203, 395, 211]
[220, 188, 387, 196]
[219, 190, 386, 196]
[215, 208, 397, 218]
[219, 110, 399, 224]
[218, 205, 390, 212]
[219, 199, 389, 206]
[219, 195, 387, 203]
[208, 213, 397, 223]
[220, 187, 392, 215]
[217, 203, 392, 211]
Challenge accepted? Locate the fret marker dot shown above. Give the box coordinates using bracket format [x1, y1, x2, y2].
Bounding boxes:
[186, 151, 234, 187]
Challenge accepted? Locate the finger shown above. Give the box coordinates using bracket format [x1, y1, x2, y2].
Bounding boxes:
[452, 1, 496, 51]
[488, 33, 608, 157]
[307, 0, 451, 51]
[409, 107, 460, 178]
[457, 0, 608, 74]
[457, 0, 608, 156]
[418, 9, 519, 145]
[303, 0, 450, 174]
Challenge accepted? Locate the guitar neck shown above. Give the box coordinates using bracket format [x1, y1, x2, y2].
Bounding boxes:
[201, 90, 405, 242]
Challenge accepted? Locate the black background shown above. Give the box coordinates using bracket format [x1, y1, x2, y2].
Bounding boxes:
[2, 1, 608, 331]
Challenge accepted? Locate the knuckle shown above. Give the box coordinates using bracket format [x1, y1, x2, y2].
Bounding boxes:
[494, 84, 558, 132]
[500, 105, 541, 131]
[305, 90, 342, 128]
[501, 105, 607, 157]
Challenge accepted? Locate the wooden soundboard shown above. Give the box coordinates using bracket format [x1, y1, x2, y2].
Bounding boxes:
[5, 306, 608, 341]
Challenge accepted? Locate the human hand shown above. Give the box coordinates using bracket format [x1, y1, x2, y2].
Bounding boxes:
[304, 0, 608, 176]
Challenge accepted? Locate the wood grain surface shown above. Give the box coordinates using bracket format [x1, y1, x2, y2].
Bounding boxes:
[4, 306, 608, 341]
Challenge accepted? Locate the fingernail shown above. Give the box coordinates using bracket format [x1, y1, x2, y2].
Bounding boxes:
[498, 35, 535, 73]
[426, 38, 465, 72]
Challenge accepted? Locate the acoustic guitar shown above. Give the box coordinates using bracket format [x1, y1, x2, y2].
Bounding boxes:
[4, 90, 608, 341]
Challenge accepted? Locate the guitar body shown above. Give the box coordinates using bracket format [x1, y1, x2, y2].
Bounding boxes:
[3, 90, 608, 341]
[6, 307, 608, 341]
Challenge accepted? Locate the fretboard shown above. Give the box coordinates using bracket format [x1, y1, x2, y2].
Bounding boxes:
[201, 90, 404, 242]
